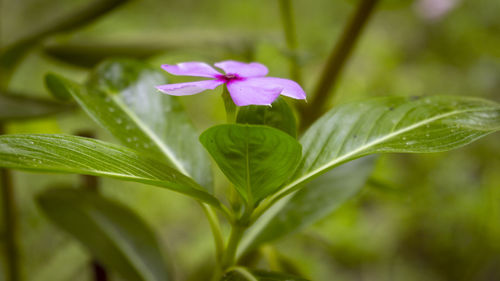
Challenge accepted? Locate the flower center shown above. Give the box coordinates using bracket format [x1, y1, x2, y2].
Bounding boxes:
[216, 73, 242, 84]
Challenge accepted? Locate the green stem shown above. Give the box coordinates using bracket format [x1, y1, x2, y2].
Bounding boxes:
[226, 266, 259, 281]
[279, 0, 302, 84]
[221, 224, 246, 270]
[211, 206, 252, 280]
[201, 204, 225, 263]
[222, 87, 236, 123]
[300, 0, 380, 130]
[1, 123, 21, 281]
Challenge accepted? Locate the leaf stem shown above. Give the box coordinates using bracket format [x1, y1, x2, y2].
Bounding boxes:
[201, 204, 225, 263]
[0, 123, 21, 281]
[300, 0, 380, 129]
[222, 87, 236, 123]
[211, 205, 253, 280]
[221, 223, 246, 270]
[226, 266, 259, 281]
[279, 0, 302, 84]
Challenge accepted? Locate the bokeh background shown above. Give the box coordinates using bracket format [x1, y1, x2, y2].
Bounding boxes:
[1, 0, 500, 280]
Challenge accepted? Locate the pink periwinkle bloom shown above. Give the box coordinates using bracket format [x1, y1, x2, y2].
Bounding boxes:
[156, 61, 306, 106]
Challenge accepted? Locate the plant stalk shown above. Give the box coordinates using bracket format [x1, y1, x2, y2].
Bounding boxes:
[300, 0, 380, 130]
[279, 0, 302, 84]
[1, 123, 21, 281]
[77, 131, 108, 281]
[221, 224, 246, 270]
[201, 204, 225, 263]
[222, 87, 236, 123]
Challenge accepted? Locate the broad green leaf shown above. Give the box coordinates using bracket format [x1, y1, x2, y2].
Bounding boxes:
[0, 93, 72, 121]
[221, 269, 309, 281]
[0, 134, 219, 206]
[45, 59, 213, 189]
[237, 97, 297, 137]
[274, 96, 500, 199]
[200, 124, 302, 205]
[38, 188, 172, 281]
[241, 156, 375, 252]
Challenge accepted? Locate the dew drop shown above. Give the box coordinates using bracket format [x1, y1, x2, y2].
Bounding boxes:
[29, 141, 34, 145]
[108, 107, 116, 113]
[143, 143, 150, 148]
[116, 118, 123, 124]
[402, 136, 407, 140]
[125, 125, 133, 130]
[426, 133, 430, 137]
[126, 137, 132, 142]
[132, 136, 138, 141]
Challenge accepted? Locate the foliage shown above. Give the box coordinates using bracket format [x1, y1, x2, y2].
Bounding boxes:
[1, 0, 499, 280]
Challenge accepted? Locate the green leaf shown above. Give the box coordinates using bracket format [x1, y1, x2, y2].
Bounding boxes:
[221, 269, 309, 281]
[274, 96, 500, 199]
[237, 97, 297, 137]
[45, 59, 213, 189]
[0, 93, 72, 121]
[200, 124, 302, 205]
[45, 75, 73, 101]
[241, 157, 375, 252]
[0, 134, 219, 206]
[38, 188, 172, 281]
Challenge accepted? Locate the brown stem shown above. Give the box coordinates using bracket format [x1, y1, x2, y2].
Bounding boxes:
[77, 131, 107, 281]
[300, 0, 380, 130]
[279, 0, 302, 84]
[91, 262, 108, 281]
[1, 123, 21, 281]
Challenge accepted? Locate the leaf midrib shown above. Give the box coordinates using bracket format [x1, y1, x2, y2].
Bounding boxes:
[110, 94, 189, 175]
[244, 128, 253, 205]
[282, 106, 499, 195]
[0, 159, 217, 204]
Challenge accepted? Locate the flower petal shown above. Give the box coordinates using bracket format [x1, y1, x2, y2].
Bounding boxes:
[156, 80, 224, 96]
[226, 79, 282, 106]
[161, 62, 221, 78]
[247, 77, 307, 100]
[214, 60, 268, 77]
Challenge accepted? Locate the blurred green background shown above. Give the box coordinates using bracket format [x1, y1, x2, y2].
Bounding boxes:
[1, 0, 500, 280]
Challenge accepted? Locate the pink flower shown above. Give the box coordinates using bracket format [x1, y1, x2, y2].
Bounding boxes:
[156, 61, 306, 106]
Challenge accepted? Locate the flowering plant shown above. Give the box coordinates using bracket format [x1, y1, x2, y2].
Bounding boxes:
[0, 58, 499, 280]
[0, 2, 499, 280]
